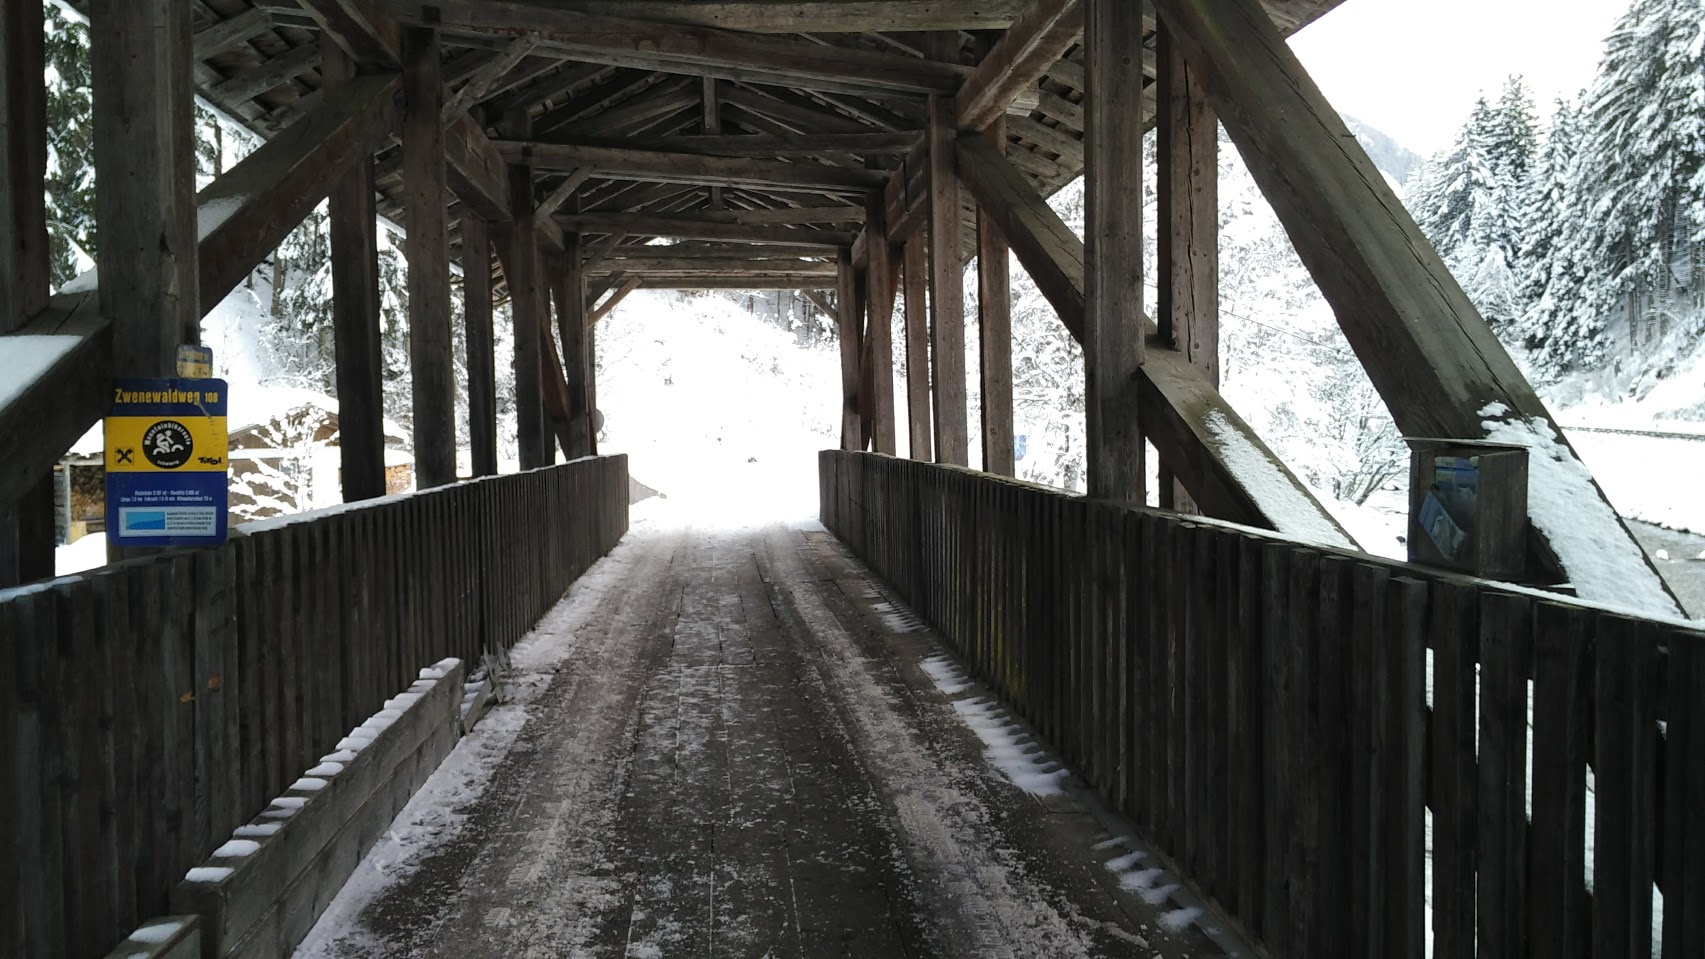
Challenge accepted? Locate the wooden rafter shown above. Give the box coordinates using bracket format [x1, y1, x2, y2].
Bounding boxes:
[957, 0, 1084, 131]
[500, 141, 887, 192]
[384, 0, 970, 97]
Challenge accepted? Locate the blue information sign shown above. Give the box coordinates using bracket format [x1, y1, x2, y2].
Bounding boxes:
[104, 378, 230, 547]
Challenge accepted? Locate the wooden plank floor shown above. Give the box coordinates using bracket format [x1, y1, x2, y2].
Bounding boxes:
[297, 520, 1239, 959]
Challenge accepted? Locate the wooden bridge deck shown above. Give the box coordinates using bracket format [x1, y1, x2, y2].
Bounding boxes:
[296, 519, 1228, 959]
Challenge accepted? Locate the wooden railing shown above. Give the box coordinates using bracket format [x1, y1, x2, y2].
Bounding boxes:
[821, 450, 1705, 959]
[0, 455, 629, 959]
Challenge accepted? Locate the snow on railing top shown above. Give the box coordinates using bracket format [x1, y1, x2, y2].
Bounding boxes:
[1479, 403, 1680, 618]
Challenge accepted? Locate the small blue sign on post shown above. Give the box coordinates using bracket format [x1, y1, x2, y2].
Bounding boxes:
[105, 378, 230, 547]
[1014, 434, 1029, 461]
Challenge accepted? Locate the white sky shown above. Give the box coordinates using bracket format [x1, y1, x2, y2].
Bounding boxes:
[1288, 0, 1631, 156]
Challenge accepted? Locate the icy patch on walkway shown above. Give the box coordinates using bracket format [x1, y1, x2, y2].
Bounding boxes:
[921, 655, 970, 695]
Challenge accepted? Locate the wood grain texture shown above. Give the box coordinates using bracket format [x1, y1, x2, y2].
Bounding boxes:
[957, 0, 1083, 130]
[976, 119, 1016, 476]
[1083, 0, 1146, 502]
[836, 248, 863, 451]
[902, 233, 932, 461]
[463, 214, 499, 476]
[90, 0, 200, 376]
[404, 27, 458, 488]
[323, 45, 390, 502]
[863, 195, 898, 454]
[925, 92, 967, 466]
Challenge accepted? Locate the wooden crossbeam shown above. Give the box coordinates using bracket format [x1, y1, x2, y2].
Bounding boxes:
[635, 275, 835, 289]
[1154, 0, 1675, 608]
[717, 85, 874, 136]
[200, 73, 401, 309]
[591, 274, 641, 322]
[442, 31, 542, 122]
[957, 0, 1084, 131]
[209, 40, 322, 104]
[589, 256, 834, 275]
[466, 1, 1032, 32]
[497, 140, 886, 192]
[193, 7, 274, 60]
[556, 212, 857, 247]
[957, 133, 1355, 546]
[297, 0, 399, 68]
[384, 0, 970, 96]
[618, 206, 866, 226]
[559, 132, 921, 158]
[570, 77, 700, 139]
[0, 295, 108, 508]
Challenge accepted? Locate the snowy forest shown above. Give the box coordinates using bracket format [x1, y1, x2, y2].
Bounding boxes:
[38, 0, 1704, 544]
[1405, 0, 1704, 386]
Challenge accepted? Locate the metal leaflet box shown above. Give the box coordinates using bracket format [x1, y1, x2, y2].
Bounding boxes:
[1406, 438, 1529, 580]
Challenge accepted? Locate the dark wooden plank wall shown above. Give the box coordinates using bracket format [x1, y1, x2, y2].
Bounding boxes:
[0, 455, 629, 958]
[819, 449, 1705, 959]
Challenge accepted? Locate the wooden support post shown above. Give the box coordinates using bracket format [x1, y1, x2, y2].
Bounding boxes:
[977, 116, 1016, 476]
[863, 194, 898, 454]
[560, 233, 594, 458]
[463, 214, 499, 476]
[836, 248, 864, 451]
[91, 0, 200, 563]
[502, 132, 549, 470]
[90, 0, 200, 372]
[1156, 24, 1218, 511]
[403, 27, 457, 488]
[324, 43, 389, 502]
[926, 87, 968, 466]
[902, 232, 932, 460]
[0, 0, 53, 585]
[1083, 0, 1146, 502]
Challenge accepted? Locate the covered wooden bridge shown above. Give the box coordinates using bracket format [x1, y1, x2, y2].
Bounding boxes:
[2, 0, 1702, 957]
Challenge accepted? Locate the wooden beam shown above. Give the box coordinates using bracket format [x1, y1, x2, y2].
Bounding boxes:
[91, 0, 200, 381]
[0, 295, 109, 509]
[554, 212, 856, 247]
[443, 31, 542, 122]
[199, 72, 401, 312]
[624, 205, 866, 226]
[1153, 0, 1674, 608]
[557, 234, 594, 457]
[956, 132, 1356, 546]
[499, 163, 549, 468]
[193, 7, 274, 61]
[570, 78, 699, 139]
[703, 76, 722, 211]
[496, 140, 888, 191]
[1084, 0, 1146, 502]
[634, 275, 835, 289]
[1156, 25, 1218, 510]
[591, 256, 835, 275]
[324, 43, 389, 502]
[536, 167, 594, 220]
[926, 91, 968, 466]
[836, 248, 863, 450]
[902, 231, 931, 461]
[719, 85, 872, 136]
[404, 27, 457, 488]
[596, 131, 922, 158]
[958, 135, 1085, 337]
[533, 269, 577, 460]
[451, 1, 1033, 32]
[957, 0, 1084, 131]
[581, 231, 628, 271]
[297, 0, 400, 68]
[386, 0, 971, 96]
[1, 0, 53, 586]
[864, 195, 897, 454]
[445, 112, 512, 222]
[209, 41, 322, 105]
[463, 214, 499, 476]
[591, 274, 641, 323]
[976, 118, 1016, 476]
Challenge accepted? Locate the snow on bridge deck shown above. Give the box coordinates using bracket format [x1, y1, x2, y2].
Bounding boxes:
[292, 513, 1239, 959]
